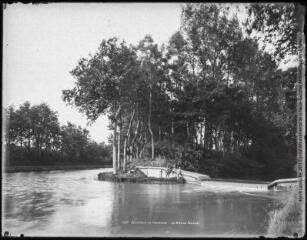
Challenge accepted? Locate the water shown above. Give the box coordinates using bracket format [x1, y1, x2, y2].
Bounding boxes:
[2, 168, 286, 237]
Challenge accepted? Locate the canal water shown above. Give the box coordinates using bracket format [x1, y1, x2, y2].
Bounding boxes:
[2, 168, 287, 237]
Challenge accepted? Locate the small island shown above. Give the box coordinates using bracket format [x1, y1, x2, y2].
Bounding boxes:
[98, 161, 185, 184]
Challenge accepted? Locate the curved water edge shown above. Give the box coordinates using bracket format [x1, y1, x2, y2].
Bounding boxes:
[133, 166, 299, 193]
[4, 164, 112, 173]
[2, 168, 295, 237]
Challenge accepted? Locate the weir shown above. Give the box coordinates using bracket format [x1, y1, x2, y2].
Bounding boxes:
[136, 166, 299, 192]
[267, 178, 300, 190]
[200, 178, 269, 191]
[135, 166, 210, 183]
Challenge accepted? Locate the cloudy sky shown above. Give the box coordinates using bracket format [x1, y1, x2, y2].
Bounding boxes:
[3, 3, 182, 143]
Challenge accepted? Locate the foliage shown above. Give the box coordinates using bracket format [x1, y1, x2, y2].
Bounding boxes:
[61, 3, 299, 180]
[245, 3, 305, 61]
[4, 102, 111, 166]
[62, 38, 139, 122]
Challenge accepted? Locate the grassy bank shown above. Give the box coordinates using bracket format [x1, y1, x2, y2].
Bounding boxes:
[4, 164, 112, 173]
[97, 167, 185, 184]
[267, 185, 304, 237]
[131, 157, 175, 168]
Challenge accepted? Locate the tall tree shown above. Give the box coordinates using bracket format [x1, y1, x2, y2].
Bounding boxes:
[180, 3, 243, 150]
[137, 35, 166, 159]
[245, 3, 305, 61]
[30, 103, 60, 158]
[63, 38, 138, 173]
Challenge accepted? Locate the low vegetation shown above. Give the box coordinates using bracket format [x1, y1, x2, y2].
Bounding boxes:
[97, 168, 185, 184]
[267, 185, 304, 237]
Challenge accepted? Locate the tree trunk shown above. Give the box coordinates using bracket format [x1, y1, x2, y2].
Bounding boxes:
[171, 120, 174, 142]
[123, 109, 135, 172]
[136, 145, 139, 160]
[112, 122, 117, 174]
[215, 128, 220, 151]
[117, 117, 121, 171]
[131, 146, 135, 160]
[123, 140, 127, 171]
[204, 119, 209, 150]
[148, 88, 154, 159]
[112, 105, 122, 174]
[201, 122, 204, 147]
[208, 125, 213, 150]
[123, 139, 127, 172]
[130, 115, 140, 161]
[135, 124, 143, 160]
[28, 136, 31, 152]
[224, 130, 231, 153]
[36, 135, 42, 160]
[38, 142, 41, 160]
[193, 122, 198, 145]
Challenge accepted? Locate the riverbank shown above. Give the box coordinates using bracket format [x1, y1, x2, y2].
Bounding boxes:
[4, 164, 112, 173]
[267, 185, 304, 237]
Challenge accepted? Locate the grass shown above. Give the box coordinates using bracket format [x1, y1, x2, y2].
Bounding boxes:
[267, 185, 304, 237]
[130, 156, 176, 168]
[97, 167, 185, 184]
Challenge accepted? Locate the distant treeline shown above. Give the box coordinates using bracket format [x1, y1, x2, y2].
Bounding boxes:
[4, 102, 112, 167]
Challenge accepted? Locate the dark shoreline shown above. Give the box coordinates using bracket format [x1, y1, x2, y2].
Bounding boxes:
[4, 164, 112, 173]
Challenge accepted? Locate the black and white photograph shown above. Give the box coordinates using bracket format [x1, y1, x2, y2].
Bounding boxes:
[2, 2, 306, 237]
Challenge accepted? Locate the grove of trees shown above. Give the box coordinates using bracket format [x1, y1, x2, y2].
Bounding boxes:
[4, 102, 111, 166]
[61, 3, 303, 180]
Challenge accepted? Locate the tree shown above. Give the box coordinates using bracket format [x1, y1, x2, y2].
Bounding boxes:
[30, 103, 61, 158]
[5, 101, 112, 166]
[137, 35, 167, 159]
[5, 102, 61, 164]
[84, 141, 112, 164]
[58, 3, 298, 180]
[61, 122, 89, 161]
[5, 106, 17, 146]
[63, 38, 138, 173]
[245, 3, 305, 61]
[181, 3, 243, 84]
[180, 3, 244, 151]
[18, 102, 32, 151]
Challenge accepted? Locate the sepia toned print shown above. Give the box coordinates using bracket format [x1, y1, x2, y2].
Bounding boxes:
[2, 2, 305, 238]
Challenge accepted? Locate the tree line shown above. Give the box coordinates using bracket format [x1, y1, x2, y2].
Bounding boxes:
[4, 102, 112, 166]
[62, 4, 303, 180]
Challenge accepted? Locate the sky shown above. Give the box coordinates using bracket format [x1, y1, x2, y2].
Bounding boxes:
[3, 3, 182, 143]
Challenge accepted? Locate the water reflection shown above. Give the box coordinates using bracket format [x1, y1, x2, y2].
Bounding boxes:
[2, 169, 285, 237]
[105, 183, 283, 237]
